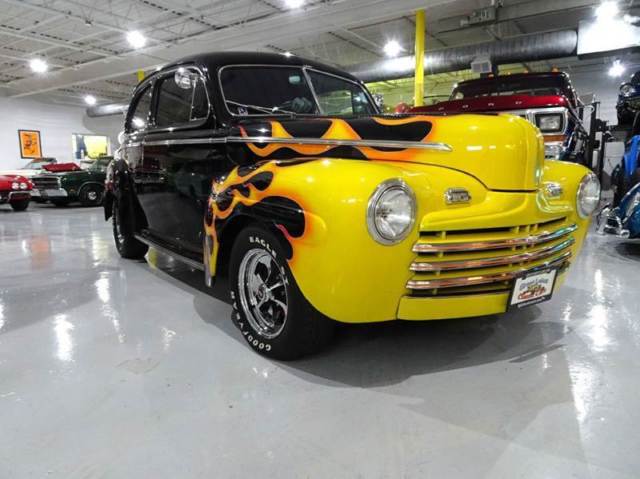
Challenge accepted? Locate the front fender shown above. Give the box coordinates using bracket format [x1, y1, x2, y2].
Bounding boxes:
[206, 158, 505, 323]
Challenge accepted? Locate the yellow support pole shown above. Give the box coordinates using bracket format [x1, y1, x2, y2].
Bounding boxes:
[414, 9, 426, 107]
[137, 69, 145, 83]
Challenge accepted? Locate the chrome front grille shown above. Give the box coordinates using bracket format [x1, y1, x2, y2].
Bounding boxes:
[408, 217, 575, 296]
[32, 175, 61, 190]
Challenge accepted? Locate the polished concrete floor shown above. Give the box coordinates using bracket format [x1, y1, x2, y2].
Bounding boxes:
[1, 204, 639, 478]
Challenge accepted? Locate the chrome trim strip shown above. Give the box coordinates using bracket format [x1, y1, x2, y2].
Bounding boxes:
[134, 234, 205, 271]
[410, 238, 575, 272]
[407, 253, 571, 290]
[413, 224, 577, 253]
[142, 138, 226, 147]
[232, 136, 453, 152]
[140, 136, 453, 152]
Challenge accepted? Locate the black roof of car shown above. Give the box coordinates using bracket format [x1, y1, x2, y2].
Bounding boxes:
[157, 51, 363, 84]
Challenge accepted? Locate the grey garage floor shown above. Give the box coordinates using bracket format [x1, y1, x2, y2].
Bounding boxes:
[1, 204, 639, 479]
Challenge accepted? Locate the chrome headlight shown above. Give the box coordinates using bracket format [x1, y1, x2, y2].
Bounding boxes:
[11, 182, 19, 190]
[576, 173, 601, 219]
[367, 179, 416, 245]
[536, 113, 564, 133]
[620, 83, 635, 97]
[19, 182, 27, 190]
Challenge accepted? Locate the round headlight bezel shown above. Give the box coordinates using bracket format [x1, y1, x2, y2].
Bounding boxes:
[620, 83, 635, 97]
[19, 182, 27, 190]
[11, 182, 19, 190]
[576, 172, 601, 219]
[367, 179, 417, 245]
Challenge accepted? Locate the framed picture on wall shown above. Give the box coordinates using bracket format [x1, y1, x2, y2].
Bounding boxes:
[18, 130, 43, 159]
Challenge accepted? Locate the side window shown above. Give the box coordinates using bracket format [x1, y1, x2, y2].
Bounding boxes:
[307, 70, 375, 116]
[129, 86, 152, 132]
[155, 69, 209, 128]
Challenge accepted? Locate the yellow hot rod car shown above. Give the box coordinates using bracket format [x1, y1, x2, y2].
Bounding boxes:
[105, 52, 600, 359]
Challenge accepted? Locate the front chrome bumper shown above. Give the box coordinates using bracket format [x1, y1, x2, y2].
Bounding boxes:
[597, 206, 630, 238]
[31, 188, 68, 199]
[0, 191, 31, 203]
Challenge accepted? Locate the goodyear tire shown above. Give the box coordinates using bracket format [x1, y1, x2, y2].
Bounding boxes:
[80, 184, 104, 207]
[112, 199, 148, 260]
[229, 226, 334, 360]
[10, 199, 29, 212]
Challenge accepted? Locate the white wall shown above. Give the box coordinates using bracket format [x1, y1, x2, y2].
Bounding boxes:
[0, 97, 124, 170]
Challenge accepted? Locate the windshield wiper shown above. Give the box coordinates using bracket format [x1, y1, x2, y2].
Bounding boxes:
[226, 100, 298, 116]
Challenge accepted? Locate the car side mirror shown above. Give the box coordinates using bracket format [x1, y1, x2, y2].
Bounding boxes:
[175, 69, 198, 89]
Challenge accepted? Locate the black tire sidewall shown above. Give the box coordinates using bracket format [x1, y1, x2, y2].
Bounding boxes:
[10, 199, 29, 211]
[112, 198, 147, 259]
[229, 226, 332, 360]
[81, 184, 104, 206]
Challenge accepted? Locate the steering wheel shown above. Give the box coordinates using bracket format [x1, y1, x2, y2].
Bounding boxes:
[279, 97, 316, 114]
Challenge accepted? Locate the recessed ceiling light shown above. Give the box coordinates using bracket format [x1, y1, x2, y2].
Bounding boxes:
[29, 58, 48, 73]
[84, 95, 97, 106]
[608, 59, 626, 77]
[284, 0, 304, 9]
[126, 30, 147, 49]
[383, 40, 403, 58]
[596, 1, 619, 21]
[283, 51, 293, 57]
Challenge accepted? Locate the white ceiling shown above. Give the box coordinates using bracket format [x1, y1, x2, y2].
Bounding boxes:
[0, 0, 637, 106]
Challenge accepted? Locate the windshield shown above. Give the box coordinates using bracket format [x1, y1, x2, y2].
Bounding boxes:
[91, 159, 112, 172]
[23, 160, 53, 170]
[451, 77, 571, 100]
[220, 66, 377, 116]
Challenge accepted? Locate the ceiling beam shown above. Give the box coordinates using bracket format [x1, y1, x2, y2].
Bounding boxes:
[2, 0, 459, 98]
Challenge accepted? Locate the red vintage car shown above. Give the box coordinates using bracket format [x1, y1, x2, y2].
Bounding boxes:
[0, 174, 32, 211]
[410, 72, 589, 163]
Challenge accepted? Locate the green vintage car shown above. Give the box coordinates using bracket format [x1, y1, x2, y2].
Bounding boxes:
[31, 157, 111, 207]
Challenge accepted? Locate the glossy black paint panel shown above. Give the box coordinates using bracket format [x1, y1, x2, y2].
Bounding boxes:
[135, 130, 234, 254]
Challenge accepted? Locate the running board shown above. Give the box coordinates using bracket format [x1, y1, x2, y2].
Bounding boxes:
[135, 234, 205, 271]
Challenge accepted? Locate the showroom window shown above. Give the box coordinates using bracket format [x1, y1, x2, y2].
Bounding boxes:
[307, 70, 376, 116]
[155, 69, 209, 128]
[129, 86, 152, 132]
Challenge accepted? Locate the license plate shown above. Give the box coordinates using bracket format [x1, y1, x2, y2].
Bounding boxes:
[43, 189, 67, 198]
[509, 268, 558, 309]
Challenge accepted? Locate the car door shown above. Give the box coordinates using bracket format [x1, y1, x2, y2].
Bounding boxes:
[139, 66, 232, 257]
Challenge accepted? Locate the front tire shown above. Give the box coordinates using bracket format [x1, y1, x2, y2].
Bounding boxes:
[112, 199, 148, 259]
[80, 184, 104, 207]
[229, 226, 334, 360]
[10, 199, 29, 211]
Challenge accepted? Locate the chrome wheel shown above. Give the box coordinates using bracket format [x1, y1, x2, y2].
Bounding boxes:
[237, 249, 288, 339]
[87, 190, 98, 201]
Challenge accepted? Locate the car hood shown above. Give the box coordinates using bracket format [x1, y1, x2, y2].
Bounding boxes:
[412, 95, 570, 114]
[231, 115, 544, 191]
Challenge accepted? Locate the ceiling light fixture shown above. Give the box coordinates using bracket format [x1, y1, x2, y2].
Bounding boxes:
[596, 1, 620, 21]
[284, 0, 304, 8]
[29, 58, 48, 73]
[126, 30, 147, 49]
[609, 59, 626, 77]
[84, 95, 97, 106]
[383, 40, 403, 58]
[283, 51, 293, 57]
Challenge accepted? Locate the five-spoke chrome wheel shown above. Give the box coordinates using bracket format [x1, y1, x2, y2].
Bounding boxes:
[237, 249, 288, 339]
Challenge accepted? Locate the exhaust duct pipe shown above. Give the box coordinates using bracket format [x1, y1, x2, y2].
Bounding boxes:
[347, 30, 578, 83]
